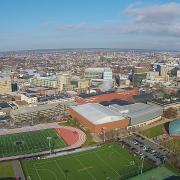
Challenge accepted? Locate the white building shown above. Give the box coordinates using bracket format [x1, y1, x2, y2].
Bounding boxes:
[103, 69, 113, 80]
[21, 93, 38, 104]
[0, 76, 12, 94]
[84, 68, 112, 80]
[177, 70, 180, 78]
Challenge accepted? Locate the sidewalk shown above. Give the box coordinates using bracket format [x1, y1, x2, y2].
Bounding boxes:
[13, 160, 25, 180]
[141, 117, 174, 131]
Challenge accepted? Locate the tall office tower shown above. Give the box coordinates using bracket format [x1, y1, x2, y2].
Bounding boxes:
[60, 73, 72, 91]
[0, 76, 12, 94]
[132, 67, 147, 87]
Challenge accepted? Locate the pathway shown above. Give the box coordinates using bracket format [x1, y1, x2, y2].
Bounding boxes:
[13, 160, 25, 180]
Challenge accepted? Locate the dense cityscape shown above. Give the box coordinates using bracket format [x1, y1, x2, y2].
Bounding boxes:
[0, 48, 179, 179]
[0, 0, 180, 180]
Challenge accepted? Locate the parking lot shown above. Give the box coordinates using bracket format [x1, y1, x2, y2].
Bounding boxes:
[118, 133, 169, 166]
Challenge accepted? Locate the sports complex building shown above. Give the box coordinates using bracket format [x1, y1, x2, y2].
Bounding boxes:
[69, 102, 163, 133]
[69, 103, 128, 133]
[109, 103, 163, 130]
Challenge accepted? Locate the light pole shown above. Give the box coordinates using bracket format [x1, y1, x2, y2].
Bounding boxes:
[47, 137, 52, 155]
[102, 128, 106, 142]
[162, 156, 165, 165]
[31, 114, 34, 126]
[138, 166, 141, 175]
[140, 156, 144, 175]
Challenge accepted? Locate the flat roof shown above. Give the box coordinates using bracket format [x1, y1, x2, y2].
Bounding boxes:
[109, 103, 148, 113]
[72, 103, 124, 125]
[152, 98, 180, 106]
[100, 99, 130, 106]
[12, 102, 61, 115]
[109, 103, 163, 125]
[78, 90, 115, 98]
[0, 103, 11, 109]
[22, 93, 37, 98]
[85, 67, 111, 72]
[133, 93, 154, 102]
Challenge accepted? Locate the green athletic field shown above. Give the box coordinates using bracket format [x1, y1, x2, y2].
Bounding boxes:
[22, 143, 153, 180]
[0, 162, 15, 178]
[142, 124, 164, 138]
[128, 166, 178, 180]
[0, 129, 66, 158]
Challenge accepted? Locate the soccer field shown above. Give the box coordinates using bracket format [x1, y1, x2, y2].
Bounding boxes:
[0, 129, 66, 158]
[22, 143, 153, 180]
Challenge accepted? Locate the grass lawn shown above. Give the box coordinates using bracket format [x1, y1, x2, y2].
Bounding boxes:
[22, 143, 153, 180]
[0, 129, 66, 158]
[128, 166, 177, 180]
[0, 162, 15, 178]
[60, 119, 80, 128]
[142, 124, 164, 138]
[82, 131, 95, 146]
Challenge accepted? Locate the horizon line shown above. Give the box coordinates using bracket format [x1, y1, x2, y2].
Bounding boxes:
[1, 47, 180, 53]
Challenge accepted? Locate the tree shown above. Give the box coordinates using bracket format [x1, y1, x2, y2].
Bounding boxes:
[163, 108, 177, 119]
[168, 154, 180, 170]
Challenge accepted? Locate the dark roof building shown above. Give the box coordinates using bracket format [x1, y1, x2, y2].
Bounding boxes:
[133, 93, 154, 103]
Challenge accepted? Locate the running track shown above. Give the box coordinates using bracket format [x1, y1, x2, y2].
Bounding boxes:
[0, 122, 86, 161]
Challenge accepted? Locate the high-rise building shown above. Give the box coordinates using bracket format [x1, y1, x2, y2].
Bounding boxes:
[160, 65, 172, 81]
[84, 68, 112, 80]
[132, 67, 147, 87]
[59, 73, 72, 91]
[78, 79, 90, 90]
[60, 74, 71, 85]
[177, 70, 180, 78]
[30, 73, 73, 92]
[115, 74, 130, 88]
[29, 77, 61, 90]
[0, 76, 12, 94]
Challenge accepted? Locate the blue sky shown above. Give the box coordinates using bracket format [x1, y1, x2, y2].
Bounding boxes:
[1, 0, 180, 51]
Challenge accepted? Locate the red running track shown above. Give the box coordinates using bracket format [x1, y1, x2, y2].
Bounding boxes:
[56, 128, 80, 146]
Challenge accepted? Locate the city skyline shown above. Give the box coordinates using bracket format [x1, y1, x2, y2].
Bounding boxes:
[1, 0, 180, 51]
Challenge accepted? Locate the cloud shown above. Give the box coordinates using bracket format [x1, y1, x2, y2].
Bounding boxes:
[54, 2, 180, 37]
[125, 2, 180, 24]
[123, 2, 180, 36]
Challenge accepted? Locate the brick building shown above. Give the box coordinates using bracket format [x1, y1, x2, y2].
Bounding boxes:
[75, 87, 138, 105]
[69, 103, 129, 133]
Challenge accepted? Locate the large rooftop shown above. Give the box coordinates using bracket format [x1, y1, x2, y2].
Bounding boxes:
[72, 103, 124, 125]
[78, 90, 115, 98]
[100, 99, 130, 106]
[109, 103, 163, 125]
[85, 67, 112, 72]
[0, 102, 11, 109]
